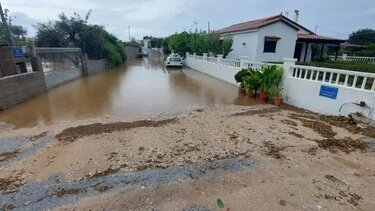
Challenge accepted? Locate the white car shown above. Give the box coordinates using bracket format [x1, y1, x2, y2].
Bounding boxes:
[164, 56, 183, 68]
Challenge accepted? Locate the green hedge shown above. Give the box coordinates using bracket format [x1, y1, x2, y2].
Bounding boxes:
[297, 61, 375, 73]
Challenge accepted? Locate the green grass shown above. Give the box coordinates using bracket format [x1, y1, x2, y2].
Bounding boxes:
[297, 61, 375, 73]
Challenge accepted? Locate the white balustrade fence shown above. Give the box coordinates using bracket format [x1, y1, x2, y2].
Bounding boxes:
[283, 60, 375, 120]
[185, 52, 375, 120]
[289, 65, 375, 91]
[220, 59, 241, 67]
[329, 54, 375, 63]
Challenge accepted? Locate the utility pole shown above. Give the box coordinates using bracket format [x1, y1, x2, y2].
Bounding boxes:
[315, 26, 318, 33]
[207, 22, 210, 33]
[128, 26, 131, 42]
[193, 21, 198, 34]
[0, 1, 14, 46]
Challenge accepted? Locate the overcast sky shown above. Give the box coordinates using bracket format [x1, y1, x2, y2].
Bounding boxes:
[3, 0, 375, 41]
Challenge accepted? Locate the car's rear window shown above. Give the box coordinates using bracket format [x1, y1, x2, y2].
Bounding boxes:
[170, 58, 181, 62]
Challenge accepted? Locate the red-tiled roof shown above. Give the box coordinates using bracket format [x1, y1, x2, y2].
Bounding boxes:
[297, 32, 345, 42]
[219, 14, 344, 43]
[219, 14, 285, 33]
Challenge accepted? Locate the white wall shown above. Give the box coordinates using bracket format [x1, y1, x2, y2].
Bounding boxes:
[225, 30, 259, 61]
[282, 62, 375, 120]
[186, 55, 375, 121]
[185, 56, 240, 86]
[255, 22, 298, 62]
[284, 77, 375, 119]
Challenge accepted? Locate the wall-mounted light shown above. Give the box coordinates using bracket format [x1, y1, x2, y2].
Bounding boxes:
[242, 42, 247, 46]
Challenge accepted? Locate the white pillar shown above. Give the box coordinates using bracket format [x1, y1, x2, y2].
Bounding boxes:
[193, 53, 196, 59]
[240, 56, 249, 69]
[217, 54, 223, 64]
[186, 52, 190, 58]
[342, 54, 348, 61]
[203, 53, 208, 61]
[282, 58, 297, 101]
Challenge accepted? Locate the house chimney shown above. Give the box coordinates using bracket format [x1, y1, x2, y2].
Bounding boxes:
[294, 10, 300, 23]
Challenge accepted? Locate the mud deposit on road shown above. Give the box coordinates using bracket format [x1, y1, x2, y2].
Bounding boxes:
[56, 118, 178, 142]
[1, 104, 375, 210]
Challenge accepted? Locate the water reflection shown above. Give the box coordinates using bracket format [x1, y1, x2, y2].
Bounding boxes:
[0, 51, 260, 128]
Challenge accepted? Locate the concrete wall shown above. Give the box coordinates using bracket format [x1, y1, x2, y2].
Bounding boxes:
[44, 67, 82, 89]
[124, 46, 140, 61]
[186, 54, 375, 120]
[0, 71, 46, 110]
[282, 61, 375, 120]
[186, 55, 239, 86]
[255, 22, 298, 62]
[86, 59, 106, 76]
[284, 77, 375, 119]
[225, 30, 259, 61]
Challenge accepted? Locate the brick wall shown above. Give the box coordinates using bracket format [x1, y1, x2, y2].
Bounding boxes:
[0, 71, 47, 111]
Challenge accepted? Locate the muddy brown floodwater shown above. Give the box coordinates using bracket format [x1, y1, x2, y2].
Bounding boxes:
[0, 51, 260, 128]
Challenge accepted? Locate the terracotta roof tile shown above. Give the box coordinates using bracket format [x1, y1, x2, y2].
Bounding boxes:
[297, 32, 344, 42]
[219, 14, 283, 33]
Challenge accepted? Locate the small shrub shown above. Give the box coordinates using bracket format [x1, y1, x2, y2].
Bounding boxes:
[234, 69, 252, 87]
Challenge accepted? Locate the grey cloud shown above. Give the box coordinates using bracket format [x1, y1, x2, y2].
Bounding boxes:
[2, 0, 375, 41]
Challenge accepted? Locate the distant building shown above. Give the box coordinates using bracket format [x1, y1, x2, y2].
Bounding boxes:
[219, 14, 344, 62]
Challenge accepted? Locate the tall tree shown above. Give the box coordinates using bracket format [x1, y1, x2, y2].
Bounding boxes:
[35, 11, 126, 66]
[0, 7, 28, 46]
[348, 28, 375, 45]
[166, 32, 233, 57]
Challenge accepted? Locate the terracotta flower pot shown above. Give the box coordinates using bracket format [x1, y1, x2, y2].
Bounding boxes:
[239, 87, 246, 95]
[274, 97, 283, 106]
[247, 91, 256, 98]
[259, 91, 268, 101]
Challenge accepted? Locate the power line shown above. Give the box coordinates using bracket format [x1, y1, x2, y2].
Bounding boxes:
[167, 0, 210, 32]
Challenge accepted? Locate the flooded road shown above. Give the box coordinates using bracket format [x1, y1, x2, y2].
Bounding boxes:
[0, 51, 259, 128]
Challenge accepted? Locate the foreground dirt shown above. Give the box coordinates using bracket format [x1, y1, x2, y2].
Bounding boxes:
[0, 104, 374, 210]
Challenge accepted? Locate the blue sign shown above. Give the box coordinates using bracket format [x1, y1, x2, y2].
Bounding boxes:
[12, 48, 24, 58]
[319, 85, 338, 99]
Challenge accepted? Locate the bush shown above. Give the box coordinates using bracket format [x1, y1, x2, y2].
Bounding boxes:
[235, 65, 283, 93]
[234, 69, 252, 87]
[297, 61, 375, 73]
[104, 41, 123, 66]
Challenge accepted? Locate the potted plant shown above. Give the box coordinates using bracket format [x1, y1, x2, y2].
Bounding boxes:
[270, 88, 284, 106]
[258, 65, 273, 101]
[243, 70, 261, 98]
[258, 65, 284, 102]
[270, 66, 284, 89]
[234, 69, 251, 95]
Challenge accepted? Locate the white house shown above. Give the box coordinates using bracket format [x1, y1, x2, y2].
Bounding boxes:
[219, 14, 344, 62]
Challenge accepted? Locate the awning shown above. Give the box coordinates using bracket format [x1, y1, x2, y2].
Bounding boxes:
[265, 35, 281, 40]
